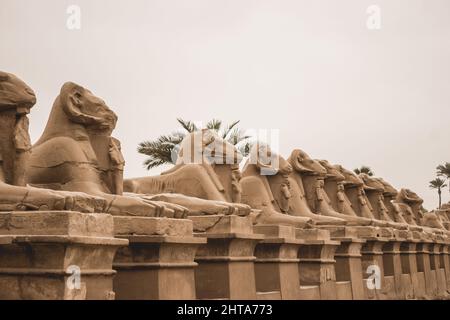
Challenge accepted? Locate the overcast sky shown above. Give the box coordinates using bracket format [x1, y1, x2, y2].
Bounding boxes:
[1, 0, 449, 209]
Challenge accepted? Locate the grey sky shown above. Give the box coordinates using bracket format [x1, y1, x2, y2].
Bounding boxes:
[1, 0, 449, 209]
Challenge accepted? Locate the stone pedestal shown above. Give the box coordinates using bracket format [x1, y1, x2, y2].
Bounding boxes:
[113, 216, 205, 300]
[191, 215, 263, 300]
[253, 225, 303, 300]
[296, 229, 340, 300]
[321, 226, 366, 300]
[0, 211, 127, 300]
[382, 240, 406, 299]
[430, 242, 447, 297]
[399, 240, 423, 299]
[360, 236, 388, 300]
[442, 243, 450, 290]
[334, 238, 366, 300]
[416, 241, 437, 298]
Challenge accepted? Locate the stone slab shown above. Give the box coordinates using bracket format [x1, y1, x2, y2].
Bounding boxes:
[114, 216, 193, 237]
[190, 215, 254, 234]
[0, 211, 115, 237]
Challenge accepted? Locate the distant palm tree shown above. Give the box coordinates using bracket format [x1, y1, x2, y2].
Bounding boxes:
[429, 177, 447, 209]
[436, 162, 450, 193]
[354, 166, 374, 176]
[138, 118, 252, 170]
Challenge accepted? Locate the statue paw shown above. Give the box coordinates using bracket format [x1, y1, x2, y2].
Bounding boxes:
[152, 201, 189, 219]
[232, 203, 252, 216]
[22, 188, 66, 211]
[59, 192, 108, 213]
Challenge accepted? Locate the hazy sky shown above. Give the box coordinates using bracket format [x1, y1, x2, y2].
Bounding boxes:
[1, 0, 449, 209]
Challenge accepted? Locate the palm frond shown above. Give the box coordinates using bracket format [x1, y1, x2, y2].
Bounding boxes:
[138, 117, 253, 170]
[138, 132, 186, 169]
[436, 162, 450, 178]
[429, 177, 447, 189]
[354, 166, 374, 176]
[226, 128, 251, 145]
[221, 120, 240, 139]
[206, 119, 222, 131]
[177, 118, 198, 133]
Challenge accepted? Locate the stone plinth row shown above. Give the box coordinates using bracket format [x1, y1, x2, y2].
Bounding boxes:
[0, 211, 449, 300]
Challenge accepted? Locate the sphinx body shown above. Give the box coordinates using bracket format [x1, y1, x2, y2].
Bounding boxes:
[358, 173, 410, 230]
[286, 150, 375, 226]
[26, 82, 247, 218]
[124, 129, 250, 216]
[0, 71, 108, 213]
[239, 144, 315, 228]
[254, 151, 346, 226]
[394, 188, 447, 232]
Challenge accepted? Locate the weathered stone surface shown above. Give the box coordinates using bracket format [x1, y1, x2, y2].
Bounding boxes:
[114, 216, 193, 237]
[0, 211, 127, 300]
[0, 211, 114, 237]
[191, 214, 254, 234]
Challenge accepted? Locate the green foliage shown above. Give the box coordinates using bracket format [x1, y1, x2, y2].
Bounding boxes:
[138, 118, 252, 170]
[353, 166, 374, 176]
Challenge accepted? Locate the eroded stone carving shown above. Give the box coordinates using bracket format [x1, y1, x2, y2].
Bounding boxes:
[124, 129, 251, 216]
[394, 188, 445, 230]
[287, 150, 373, 226]
[0, 71, 106, 212]
[359, 173, 409, 230]
[26, 82, 245, 218]
[258, 152, 345, 225]
[240, 144, 315, 227]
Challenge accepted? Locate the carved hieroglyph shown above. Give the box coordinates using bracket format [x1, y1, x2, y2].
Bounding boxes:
[26, 82, 247, 218]
[0, 71, 106, 212]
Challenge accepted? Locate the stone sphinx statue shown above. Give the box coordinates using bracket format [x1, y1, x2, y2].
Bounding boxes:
[358, 173, 393, 222]
[287, 149, 372, 226]
[394, 188, 446, 230]
[333, 164, 392, 227]
[124, 129, 250, 216]
[373, 177, 409, 225]
[244, 145, 346, 225]
[323, 164, 361, 218]
[358, 173, 410, 230]
[239, 144, 315, 228]
[435, 202, 450, 229]
[255, 150, 345, 226]
[0, 71, 106, 212]
[25, 82, 244, 218]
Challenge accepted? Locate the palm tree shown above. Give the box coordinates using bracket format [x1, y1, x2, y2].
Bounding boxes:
[138, 118, 252, 170]
[429, 177, 447, 209]
[436, 162, 450, 193]
[354, 166, 374, 176]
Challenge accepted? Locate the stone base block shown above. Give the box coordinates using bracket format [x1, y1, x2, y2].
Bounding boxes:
[253, 225, 303, 300]
[113, 216, 205, 300]
[336, 281, 353, 300]
[333, 236, 366, 300]
[192, 215, 263, 300]
[0, 211, 127, 300]
[297, 228, 340, 300]
[298, 285, 321, 299]
[360, 238, 388, 300]
[354, 226, 393, 239]
[399, 274, 415, 299]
